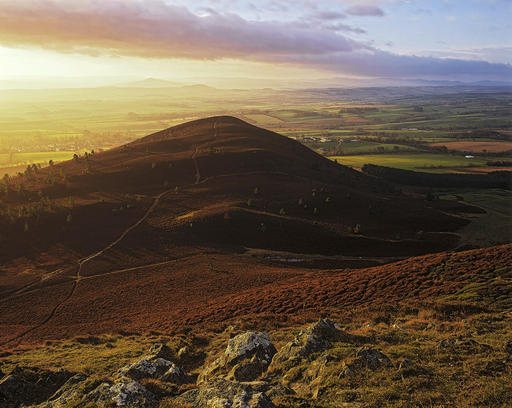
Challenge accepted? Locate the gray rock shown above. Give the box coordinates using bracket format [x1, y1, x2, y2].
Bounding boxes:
[176, 378, 274, 408]
[87, 377, 157, 408]
[200, 332, 276, 382]
[118, 356, 175, 380]
[225, 332, 276, 367]
[271, 319, 343, 368]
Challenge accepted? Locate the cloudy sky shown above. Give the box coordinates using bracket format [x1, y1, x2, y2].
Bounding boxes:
[0, 0, 511, 84]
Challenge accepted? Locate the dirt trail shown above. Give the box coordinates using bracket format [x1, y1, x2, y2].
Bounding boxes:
[0, 188, 173, 347]
[0, 128, 217, 346]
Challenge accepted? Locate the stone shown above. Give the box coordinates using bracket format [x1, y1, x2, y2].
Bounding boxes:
[175, 378, 274, 408]
[118, 356, 175, 381]
[200, 332, 276, 382]
[271, 319, 343, 368]
[87, 377, 157, 408]
[225, 332, 276, 367]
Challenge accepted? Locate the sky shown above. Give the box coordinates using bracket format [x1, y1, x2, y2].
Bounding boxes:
[0, 0, 511, 86]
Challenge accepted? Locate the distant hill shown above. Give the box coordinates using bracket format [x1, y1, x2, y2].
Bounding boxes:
[118, 77, 187, 88]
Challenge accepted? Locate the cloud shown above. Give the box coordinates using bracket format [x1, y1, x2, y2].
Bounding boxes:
[0, 0, 510, 80]
[0, 0, 362, 58]
[345, 5, 385, 16]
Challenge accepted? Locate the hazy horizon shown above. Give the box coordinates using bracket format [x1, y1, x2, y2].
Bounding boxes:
[0, 0, 511, 88]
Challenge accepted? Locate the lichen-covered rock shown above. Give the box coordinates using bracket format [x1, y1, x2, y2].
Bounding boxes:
[0, 366, 73, 407]
[176, 378, 274, 408]
[200, 332, 276, 382]
[87, 377, 157, 408]
[271, 319, 343, 368]
[225, 332, 276, 367]
[118, 356, 175, 380]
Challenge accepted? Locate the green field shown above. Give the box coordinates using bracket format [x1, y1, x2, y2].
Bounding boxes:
[329, 153, 502, 172]
[0, 86, 510, 176]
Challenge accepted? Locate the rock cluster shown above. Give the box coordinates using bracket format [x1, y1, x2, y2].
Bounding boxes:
[1, 319, 431, 407]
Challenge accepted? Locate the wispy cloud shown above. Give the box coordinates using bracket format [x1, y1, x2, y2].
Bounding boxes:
[346, 5, 385, 16]
[0, 0, 510, 80]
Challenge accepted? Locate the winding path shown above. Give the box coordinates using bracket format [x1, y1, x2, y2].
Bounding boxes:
[1, 187, 175, 347]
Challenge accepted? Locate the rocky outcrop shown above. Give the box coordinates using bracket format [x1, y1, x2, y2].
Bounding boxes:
[118, 356, 176, 381]
[177, 378, 275, 408]
[200, 332, 276, 382]
[86, 377, 157, 408]
[118, 344, 189, 384]
[270, 319, 343, 369]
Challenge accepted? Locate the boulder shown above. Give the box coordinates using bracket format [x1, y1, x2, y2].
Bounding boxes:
[118, 356, 175, 381]
[200, 332, 276, 382]
[272, 320, 342, 366]
[0, 366, 73, 407]
[118, 343, 190, 384]
[176, 378, 274, 408]
[225, 332, 276, 367]
[87, 377, 157, 408]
